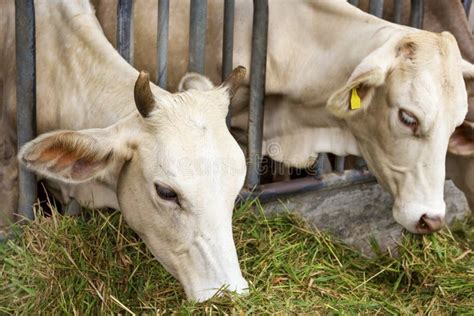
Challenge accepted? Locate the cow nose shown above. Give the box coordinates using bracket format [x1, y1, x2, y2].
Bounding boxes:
[416, 214, 445, 234]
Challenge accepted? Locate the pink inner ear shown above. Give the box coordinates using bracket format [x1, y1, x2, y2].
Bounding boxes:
[32, 141, 109, 180]
[449, 121, 474, 156]
[71, 158, 104, 181]
[356, 86, 369, 100]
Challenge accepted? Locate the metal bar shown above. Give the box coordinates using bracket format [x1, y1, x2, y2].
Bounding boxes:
[348, 0, 359, 6]
[369, 0, 384, 17]
[240, 170, 376, 203]
[409, 0, 424, 29]
[464, 0, 472, 17]
[157, 0, 169, 89]
[335, 156, 345, 172]
[15, 0, 37, 221]
[393, 0, 403, 24]
[117, 0, 133, 64]
[188, 0, 208, 74]
[245, 0, 269, 188]
[222, 0, 235, 80]
[314, 153, 327, 177]
[222, 0, 235, 128]
[356, 157, 367, 170]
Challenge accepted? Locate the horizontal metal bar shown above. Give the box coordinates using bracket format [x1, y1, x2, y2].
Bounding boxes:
[409, 0, 424, 29]
[369, 0, 384, 18]
[245, 0, 269, 188]
[117, 0, 133, 64]
[188, 0, 208, 74]
[239, 170, 376, 203]
[223, 0, 235, 128]
[157, 0, 169, 89]
[15, 0, 37, 221]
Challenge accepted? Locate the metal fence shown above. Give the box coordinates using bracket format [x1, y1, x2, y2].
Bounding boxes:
[15, 0, 473, 218]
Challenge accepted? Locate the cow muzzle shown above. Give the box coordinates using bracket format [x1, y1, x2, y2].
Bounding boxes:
[185, 276, 249, 302]
[393, 200, 446, 234]
[416, 214, 445, 234]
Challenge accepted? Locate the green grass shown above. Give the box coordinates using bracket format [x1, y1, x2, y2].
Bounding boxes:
[1, 200, 473, 314]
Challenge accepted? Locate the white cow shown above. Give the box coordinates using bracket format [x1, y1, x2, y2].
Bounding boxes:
[0, 1, 249, 301]
[94, 0, 474, 234]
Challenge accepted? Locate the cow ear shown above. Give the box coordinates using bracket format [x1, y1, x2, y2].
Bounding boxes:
[178, 73, 215, 92]
[462, 59, 474, 80]
[326, 41, 397, 118]
[448, 121, 474, 156]
[18, 129, 133, 183]
[327, 67, 386, 118]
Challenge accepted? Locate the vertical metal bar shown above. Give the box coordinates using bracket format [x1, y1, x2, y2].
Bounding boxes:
[245, 0, 268, 188]
[369, 0, 384, 17]
[188, 0, 208, 74]
[348, 0, 359, 6]
[365, 0, 384, 174]
[315, 154, 326, 177]
[117, 0, 133, 64]
[409, 0, 424, 28]
[157, 0, 169, 89]
[15, 0, 37, 221]
[393, 0, 403, 24]
[335, 156, 345, 173]
[222, 0, 235, 128]
[463, 0, 472, 17]
[222, 0, 235, 80]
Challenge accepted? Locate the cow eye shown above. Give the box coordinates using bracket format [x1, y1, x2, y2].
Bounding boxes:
[399, 109, 418, 129]
[155, 184, 178, 203]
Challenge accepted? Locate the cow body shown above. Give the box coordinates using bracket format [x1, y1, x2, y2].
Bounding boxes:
[1, 0, 249, 301]
[94, 0, 474, 232]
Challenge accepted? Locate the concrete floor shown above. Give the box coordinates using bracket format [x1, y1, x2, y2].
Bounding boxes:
[262, 180, 471, 256]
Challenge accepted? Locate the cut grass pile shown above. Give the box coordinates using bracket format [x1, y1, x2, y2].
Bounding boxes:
[1, 200, 473, 314]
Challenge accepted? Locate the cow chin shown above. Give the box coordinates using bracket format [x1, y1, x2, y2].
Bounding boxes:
[139, 230, 249, 302]
[184, 276, 249, 302]
[392, 200, 447, 234]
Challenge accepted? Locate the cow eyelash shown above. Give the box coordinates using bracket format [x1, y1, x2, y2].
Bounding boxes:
[398, 109, 418, 130]
[155, 184, 179, 204]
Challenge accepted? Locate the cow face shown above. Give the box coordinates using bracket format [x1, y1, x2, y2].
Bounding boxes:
[18, 67, 249, 301]
[328, 32, 474, 234]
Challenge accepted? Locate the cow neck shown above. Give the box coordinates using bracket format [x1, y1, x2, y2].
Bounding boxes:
[283, 2, 410, 108]
[35, 1, 155, 132]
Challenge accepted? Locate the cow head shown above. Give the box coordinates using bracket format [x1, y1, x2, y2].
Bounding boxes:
[447, 102, 474, 210]
[327, 32, 473, 234]
[18, 67, 249, 301]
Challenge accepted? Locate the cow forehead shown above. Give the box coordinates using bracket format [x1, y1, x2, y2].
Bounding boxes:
[137, 90, 243, 184]
[388, 35, 467, 126]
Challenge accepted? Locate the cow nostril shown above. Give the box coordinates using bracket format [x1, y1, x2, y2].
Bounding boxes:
[416, 214, 444, 234]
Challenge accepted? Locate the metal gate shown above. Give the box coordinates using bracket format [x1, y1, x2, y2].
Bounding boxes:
[14, 0, 473, 219]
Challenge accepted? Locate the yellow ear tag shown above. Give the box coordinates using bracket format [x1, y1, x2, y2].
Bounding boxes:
[350, 87, 361, 110]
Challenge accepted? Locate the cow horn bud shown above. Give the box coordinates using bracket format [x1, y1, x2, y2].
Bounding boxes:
[134, 71, 156, 117]
[222, 66, 247, 98]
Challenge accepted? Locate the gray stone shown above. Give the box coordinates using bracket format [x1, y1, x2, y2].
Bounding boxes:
[262, 180, 471, 256]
